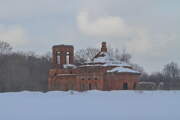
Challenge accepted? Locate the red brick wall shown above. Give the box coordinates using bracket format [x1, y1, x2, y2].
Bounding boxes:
[48, 64, 140, 91]
[76, 66, 104, 91]
[104, 73, 139, 90]
[48, 68, 79, 90]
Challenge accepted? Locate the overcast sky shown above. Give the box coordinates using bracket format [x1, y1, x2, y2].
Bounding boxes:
[0, 0, 179, 73]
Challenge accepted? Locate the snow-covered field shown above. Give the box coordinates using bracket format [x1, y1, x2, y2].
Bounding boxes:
[0, 90, 180, 120]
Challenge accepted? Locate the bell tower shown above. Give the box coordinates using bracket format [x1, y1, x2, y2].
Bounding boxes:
[52, 45, 74, 68]
[101, 42, 107, 52]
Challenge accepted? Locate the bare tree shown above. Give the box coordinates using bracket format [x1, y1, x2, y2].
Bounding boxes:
[107, 46, 132, 63]
[0, 40, 12, 54]
[75, 48, 99, 64]
[119, 49, 132, 63]
[107, 47, 121, 61]
[162, 62, 180, 89]
[163, 62, 180, 79]
[131, 63, 144, 73]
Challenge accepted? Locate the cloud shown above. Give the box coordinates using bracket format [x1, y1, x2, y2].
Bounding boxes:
[77, 12, 152, 53]
[0, 25, 28, 47]
[0, 0, 78, 19]
[0, 0, 179, 73]
[76, 11, 180, 65]
[77, 12, 131, 37]
[125, 29, 152, 54]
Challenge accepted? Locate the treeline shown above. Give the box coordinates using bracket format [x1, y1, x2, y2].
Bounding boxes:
[140, 62, 180, 90]
[0, 41, 51, 92]
[0, 40, 180, 92]
[0, 41, 141, 92]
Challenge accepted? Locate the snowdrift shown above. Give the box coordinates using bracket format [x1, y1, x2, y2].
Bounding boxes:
[0, 90, 180, 120]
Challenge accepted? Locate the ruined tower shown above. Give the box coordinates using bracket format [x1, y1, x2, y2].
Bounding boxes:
[52, 45, 74, 68]
[101, 42, 107, 52]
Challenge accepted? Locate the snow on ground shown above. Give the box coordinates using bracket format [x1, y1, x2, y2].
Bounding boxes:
[0, 90, 180, 120]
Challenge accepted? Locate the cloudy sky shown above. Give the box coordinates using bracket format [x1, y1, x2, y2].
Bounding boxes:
[0, 0, 179, 73]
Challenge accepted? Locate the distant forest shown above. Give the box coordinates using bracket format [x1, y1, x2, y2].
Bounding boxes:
[0, 40, 180, 92]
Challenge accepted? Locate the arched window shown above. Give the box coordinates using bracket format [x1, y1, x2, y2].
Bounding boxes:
[81, 84, 85, 90]
[95, 83, 97, 89]
[66, 52, 70, 64]
[133, 83, 136, 89]
[89, 84, 92, 90]
[56, 51, 61, 64]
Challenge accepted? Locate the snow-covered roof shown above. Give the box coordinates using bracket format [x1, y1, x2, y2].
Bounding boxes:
[63, 64, 77, 69]
[107, 67, 140, 74]
[90, 51, 132, 68]
[79, 62, 132, 68]
[79, 64, 102, 68]
[93, 52, 115, 63]
[102, 62, 131, 67]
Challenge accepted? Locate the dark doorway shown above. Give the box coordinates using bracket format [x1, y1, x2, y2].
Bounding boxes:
[123, 83, 128, 90]
[89, 84, 92, 90]
[133, 83, 136, 89]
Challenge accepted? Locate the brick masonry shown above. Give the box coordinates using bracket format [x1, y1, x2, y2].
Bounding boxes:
[48, 42, 140, 91]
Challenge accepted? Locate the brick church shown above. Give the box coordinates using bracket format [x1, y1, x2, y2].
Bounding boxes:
[48, 42, 141, 91]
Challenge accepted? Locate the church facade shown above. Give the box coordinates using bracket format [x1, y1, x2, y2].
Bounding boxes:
[48, 42, 141, 91]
